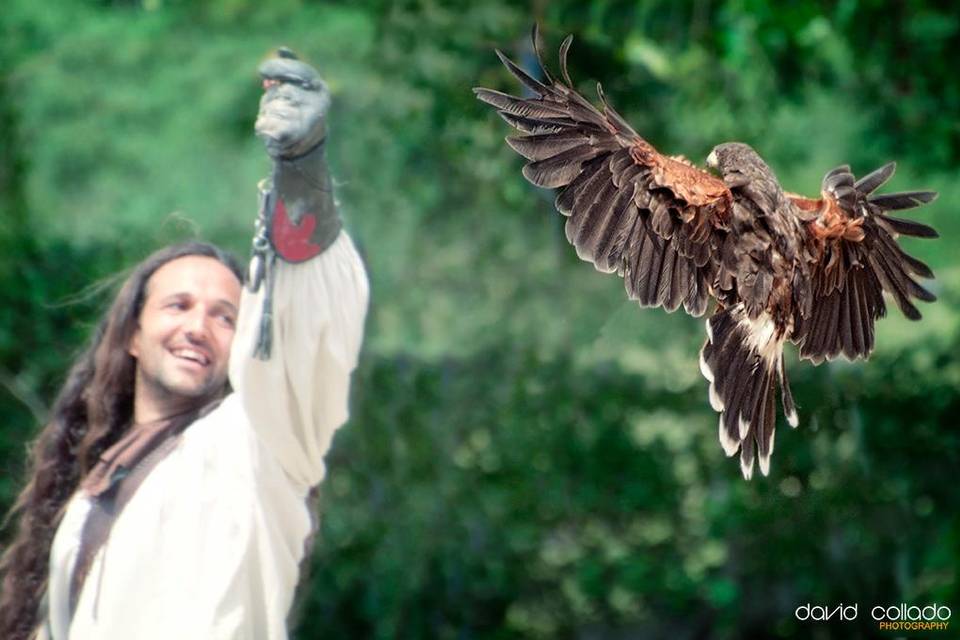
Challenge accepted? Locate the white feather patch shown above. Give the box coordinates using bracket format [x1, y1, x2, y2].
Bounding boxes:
[718, 416, 739, 457]
[740, 453, 754, 480]
[709, 382, 724, 411]
[787, 408, 799, 428]
[738, 311, 782, 366]
[759, 422, 776, 476]
[758, 452, 771, 477]
[738, 414, 750, 440]
[705, 317, 713, 342]
[699, 348, 715, 383]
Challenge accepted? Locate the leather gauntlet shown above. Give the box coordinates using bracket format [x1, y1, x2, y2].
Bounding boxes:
[255, 49, 341, 263]
[248, 49, 341, 359]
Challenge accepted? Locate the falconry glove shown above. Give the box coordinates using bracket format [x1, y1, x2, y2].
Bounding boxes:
[249, 48, 341, 359]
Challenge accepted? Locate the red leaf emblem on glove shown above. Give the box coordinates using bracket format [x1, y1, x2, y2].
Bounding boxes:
[271, 198, 322, 262]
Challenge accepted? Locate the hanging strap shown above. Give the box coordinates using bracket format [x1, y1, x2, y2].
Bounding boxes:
[67, 418, 188, 622]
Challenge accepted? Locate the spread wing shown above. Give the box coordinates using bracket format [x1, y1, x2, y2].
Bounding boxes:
[789, 162, 938, 363]
[474, 27, 732, 317]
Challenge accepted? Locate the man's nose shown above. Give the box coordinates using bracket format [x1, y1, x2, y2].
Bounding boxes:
[183, 307, 211, 342]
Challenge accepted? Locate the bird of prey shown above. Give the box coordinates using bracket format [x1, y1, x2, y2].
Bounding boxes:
[474, 27, 939, 479]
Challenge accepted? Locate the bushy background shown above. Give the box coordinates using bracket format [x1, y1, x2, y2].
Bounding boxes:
[1, 1, 957, 638]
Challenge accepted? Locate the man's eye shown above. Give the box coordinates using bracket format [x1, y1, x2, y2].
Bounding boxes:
[219, 314, 236, 328]
[167, 301, 187, 310]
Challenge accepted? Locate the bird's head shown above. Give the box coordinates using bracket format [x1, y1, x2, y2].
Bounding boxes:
[706, 142, 777, 189]
[707, 142, 787, 218]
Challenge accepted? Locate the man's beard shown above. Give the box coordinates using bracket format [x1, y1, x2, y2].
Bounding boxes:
[139, 366, 227, 417]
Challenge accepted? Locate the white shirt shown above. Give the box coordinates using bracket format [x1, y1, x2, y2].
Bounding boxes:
[44, 233, 369, 639]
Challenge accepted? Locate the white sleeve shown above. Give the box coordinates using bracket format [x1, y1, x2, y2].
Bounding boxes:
[228, 232, 369, 489]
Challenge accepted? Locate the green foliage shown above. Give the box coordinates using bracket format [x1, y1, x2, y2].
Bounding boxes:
[1, 1, 958, 638]
[303, 336, 959, 639]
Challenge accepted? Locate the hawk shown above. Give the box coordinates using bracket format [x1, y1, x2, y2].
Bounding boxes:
[474, 27, 939, 479]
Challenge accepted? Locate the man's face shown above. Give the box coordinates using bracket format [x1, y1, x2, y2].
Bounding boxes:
[129, 256, 242, 411]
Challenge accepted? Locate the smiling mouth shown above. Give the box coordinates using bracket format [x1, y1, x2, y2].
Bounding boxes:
[170, 347, 211, 367]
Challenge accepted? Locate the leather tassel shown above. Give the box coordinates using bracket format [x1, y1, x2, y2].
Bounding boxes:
[253, 253, 277, 361]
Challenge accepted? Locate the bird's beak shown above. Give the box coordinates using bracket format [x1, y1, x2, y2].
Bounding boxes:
[706, 150, 718, 169]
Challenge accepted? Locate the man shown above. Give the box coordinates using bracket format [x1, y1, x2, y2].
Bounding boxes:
[0, 50, 368, 639]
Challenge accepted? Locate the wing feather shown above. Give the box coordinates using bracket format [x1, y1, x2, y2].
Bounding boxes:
[565, 158, 612, 220]
[645, 235, 667, 305]
[475, 88, 572, 119]
[522, 144, 606, 189]
[846, 273, 865, 357]
[853, 162, 895, 194]
[474, 29, 732, 317]
[571, 180, 619, 257]
[494, 49, 552, 95]
[590, 188, 635, 272]
[869, 191, 937, 210]
[792, 163, 937, 362]
[876, 214, 938, 239]
[497, 111, 571, 134]
[505, 131, 589, 161]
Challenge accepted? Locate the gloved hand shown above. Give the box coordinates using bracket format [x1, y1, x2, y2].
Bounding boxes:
[248, 49, 342, 359]
[255, 48, 330, 159]
[251, 48, 341, 266]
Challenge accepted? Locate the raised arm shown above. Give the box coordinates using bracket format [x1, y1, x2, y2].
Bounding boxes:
[229, 49, 369, 489]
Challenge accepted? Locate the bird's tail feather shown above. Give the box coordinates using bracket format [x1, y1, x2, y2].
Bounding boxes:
[699, 304, 796, 479]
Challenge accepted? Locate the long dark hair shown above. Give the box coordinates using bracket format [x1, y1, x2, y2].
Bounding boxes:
[0, 241, 243, 640]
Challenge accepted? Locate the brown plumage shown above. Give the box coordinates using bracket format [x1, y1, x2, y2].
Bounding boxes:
[474, 27, 939, 479]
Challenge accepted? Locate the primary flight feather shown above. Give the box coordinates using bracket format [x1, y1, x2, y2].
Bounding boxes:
[474, 26, 939, 479]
